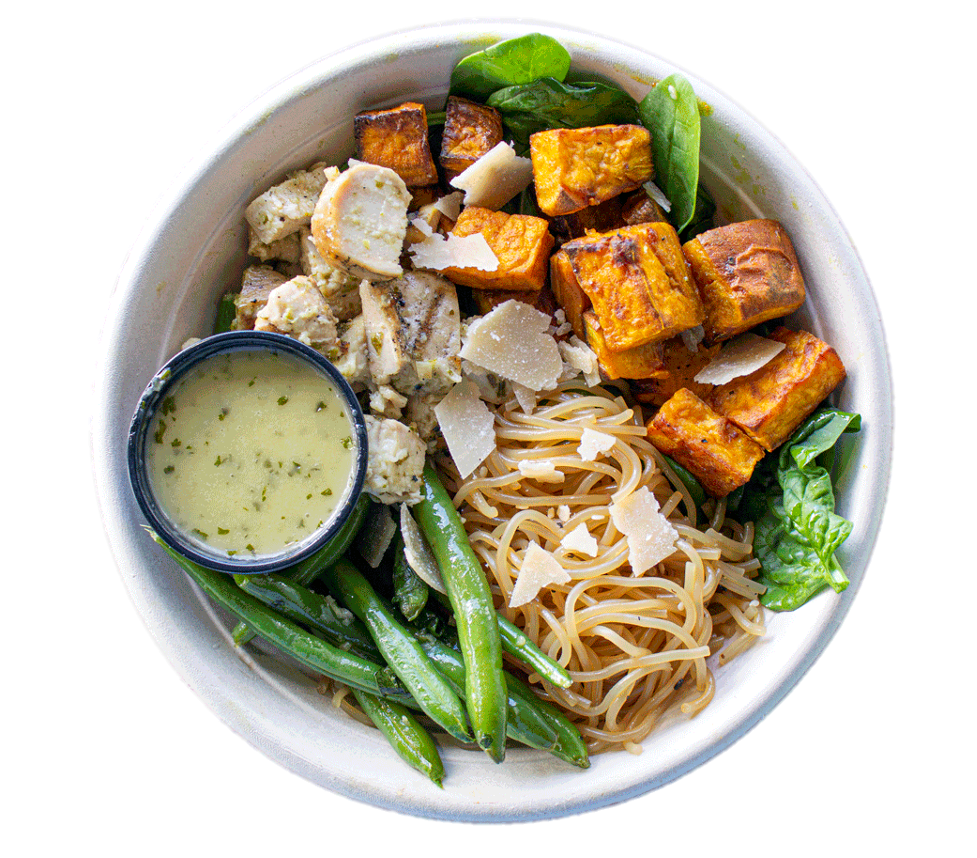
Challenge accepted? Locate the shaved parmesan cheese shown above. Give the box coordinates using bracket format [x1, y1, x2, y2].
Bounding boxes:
[512, 382, 537, 415]
[557, 504, 572, 523]
[449, 142, 534, 210]
[434, 379, 496, 479]
[460, 300, 563, 391]
[559, 336, 601, 387]
[432, 191, 463, 221]
[409, 230, 499, 272]
[578, 427, 616, 461]
[561, 523, 598, 557]
[609, 486, 678, 575]
[642, 180, 672, 213]
[356, 503, 397, 568]
[517, 459, 564, 482]
[400, 504, 446, 594]
[509, 542, 570, 608]
[693, 332, 787, 385]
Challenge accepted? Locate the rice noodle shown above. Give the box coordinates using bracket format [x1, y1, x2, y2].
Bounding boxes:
[437, 381, 766, 755]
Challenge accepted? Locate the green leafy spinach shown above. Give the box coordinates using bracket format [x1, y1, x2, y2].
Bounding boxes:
[742, 408, 861, 611]
[450, 33, 571, 102]
[638, 74, 701, 234]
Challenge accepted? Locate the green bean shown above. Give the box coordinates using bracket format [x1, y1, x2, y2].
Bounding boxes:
[150, 531, 406, 698]
[232, 493, 371, 646]
[351, 688, 444, 787]
[413, 630, 557, 753]
[413, 465, 507, 762]
[433, 589, 571, 689]
[233, 573, 382, 662]
[392, 538, 429, 622]
[504, 680, 590, 768]
[213, 292, 238, 334]
[324, 559, 472, 744]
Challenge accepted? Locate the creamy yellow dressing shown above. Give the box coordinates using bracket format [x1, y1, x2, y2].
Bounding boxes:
[146, 348, 355, 556]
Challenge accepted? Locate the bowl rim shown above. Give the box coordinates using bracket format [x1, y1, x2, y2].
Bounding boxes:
[125, 330, 369, 575]
[92, 18, 894, 822]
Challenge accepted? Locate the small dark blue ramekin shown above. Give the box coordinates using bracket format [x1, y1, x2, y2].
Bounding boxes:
[127, 331, 368, 574]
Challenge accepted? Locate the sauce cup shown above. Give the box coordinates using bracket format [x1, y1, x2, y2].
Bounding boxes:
[127, 330, 368, 574]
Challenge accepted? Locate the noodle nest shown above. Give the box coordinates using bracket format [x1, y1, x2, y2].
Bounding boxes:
[437, 381, 766, 755]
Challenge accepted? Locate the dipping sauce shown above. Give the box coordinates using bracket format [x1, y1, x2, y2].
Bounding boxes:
[145, 347, 356, 558]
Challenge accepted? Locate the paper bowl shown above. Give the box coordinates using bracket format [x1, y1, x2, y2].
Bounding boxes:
[92, 21, 893, 821]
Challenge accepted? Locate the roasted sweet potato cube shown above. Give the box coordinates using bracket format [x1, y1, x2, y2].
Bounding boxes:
[582, 311, 667, 381]
[354, 102, 439, 187]
[530, 125, 654, 217]
[471, 283, 558, 318]
[646, 388, 765, 497]
[621, 188, 670, 226]
[629, 336, 722, 407]
[683, 219, 806, 343]
[439, 97, 504, 181]
[548, 196, 626, 245]
[440, 206, 554, 291]
[707, 327, 846, 451]
[549, 249, 590, 339]
[562, 222, 703, 352]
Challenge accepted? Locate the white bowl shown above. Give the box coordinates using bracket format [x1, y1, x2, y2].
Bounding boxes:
[92, 21, 893, 821]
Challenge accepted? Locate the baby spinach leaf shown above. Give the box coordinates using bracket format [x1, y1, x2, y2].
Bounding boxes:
[450, 33, 572, 101]
[747, 408, 861, 611]
[487, 78, 639, 150]
[638, 74, 701, 234]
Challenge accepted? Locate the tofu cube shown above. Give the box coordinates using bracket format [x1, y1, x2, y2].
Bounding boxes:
[683, 219, 806, 343]
[582, 310, 667, 381]
[440, 206, 554, 291]
[439, 97, 504, 181]
[707, 327, 847, 451]
[354, 101, 439, 187]
[629, 336, 722, 407]
[530, 124, 654, 217]
[646, 388, 765, 497]
[561, 222, 704, 352]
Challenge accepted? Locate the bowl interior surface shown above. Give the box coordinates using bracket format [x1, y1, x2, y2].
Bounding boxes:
[92, 21, 892, 821]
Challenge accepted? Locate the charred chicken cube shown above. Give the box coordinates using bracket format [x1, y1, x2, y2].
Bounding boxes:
[582, 311, 667, 381]
[682, 219, 806, 344]
[440, 206, 554, 291]
[629, 336, 722, 407]
[439, 96, 504, 182]
[530, 124, 654, 217]
[561, 222, 704, 352]
[707, 327, 846, 451]
[646, 388, 765, 498]
[353, 101, 439, 187]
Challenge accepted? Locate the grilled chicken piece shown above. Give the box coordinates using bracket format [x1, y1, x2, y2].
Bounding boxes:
[360, 270, 462, 397]
[354, 102, 439, 187]
[245, 163, 335, 245]
[363, 415, 426, 505]
[234, 264, 289, 330]
[253, 276, 340, 356]
[311, 162, 411, 281]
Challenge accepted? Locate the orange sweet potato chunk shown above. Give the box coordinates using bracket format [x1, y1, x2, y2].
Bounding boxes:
[354, 101, 439, 187]
[582, 311, 667, 381]
[439, 97, 504, 181]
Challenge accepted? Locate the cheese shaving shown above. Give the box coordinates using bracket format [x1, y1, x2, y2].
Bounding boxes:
[449, 142, 534, 210]
[432, 191, 463, 221]
[509, 542, 570, 608]
[609, 486, 678, 575]
[434, 379, 496, 479]
[409, 230, 499, 272]
[517, 459, 564, 483]
[693, 332, 786, 385]
[578, 427, 616, 461]
[560, 523, 598, 557]
[459, 300, 563, 391]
